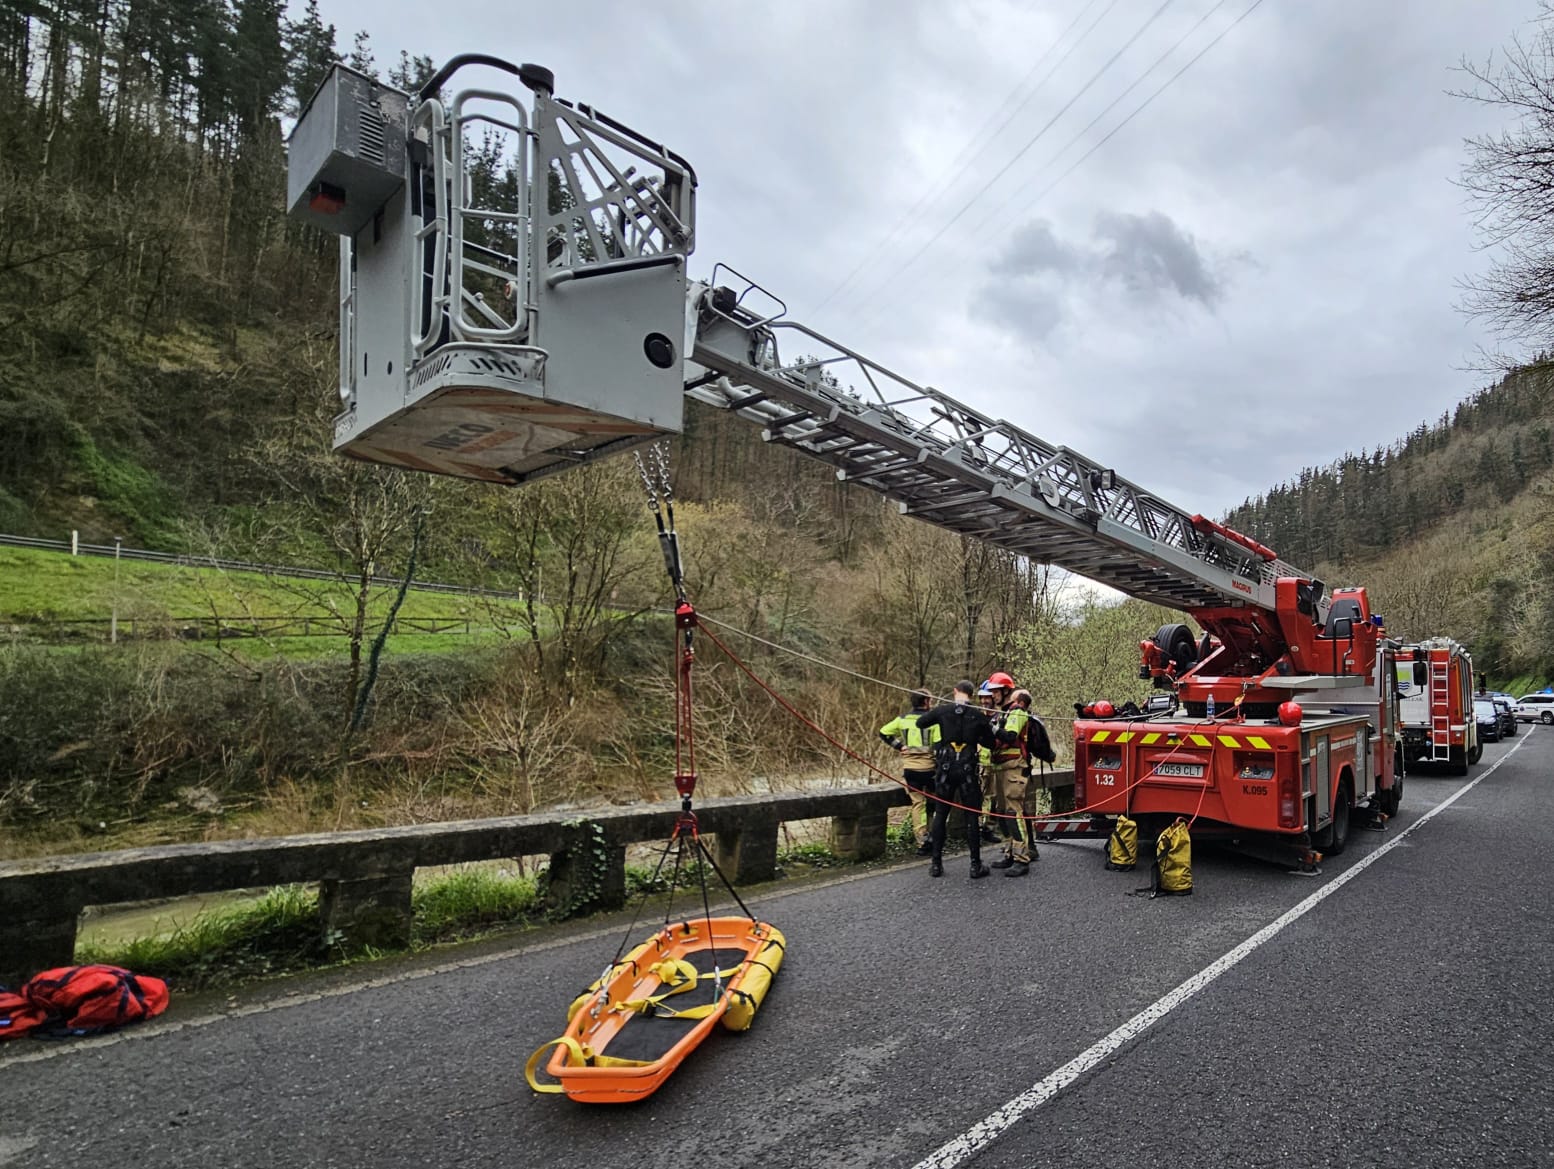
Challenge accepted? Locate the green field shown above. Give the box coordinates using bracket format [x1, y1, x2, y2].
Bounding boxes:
[0, 546, 537, 656]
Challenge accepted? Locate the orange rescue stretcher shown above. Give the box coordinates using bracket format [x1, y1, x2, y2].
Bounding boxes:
[524, 915, 786, 1103]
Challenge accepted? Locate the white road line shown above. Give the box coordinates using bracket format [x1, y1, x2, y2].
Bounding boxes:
[0, 857, 907, 1069]
[912, 737, 1530, 1169]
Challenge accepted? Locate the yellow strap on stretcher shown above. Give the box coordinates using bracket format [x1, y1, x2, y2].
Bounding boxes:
[523, 1034, 659, 1093]
[524, 1036, 589, 1094]
[615, 958, 703, 1014]
[622, 959, 753, 1020]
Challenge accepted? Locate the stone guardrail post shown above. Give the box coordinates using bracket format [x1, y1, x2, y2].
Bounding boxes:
[714, 810, 779, 885]
[318, 872, 415, 950]
[828, 808, 889, 861]
[0, 900, 83, 985]
[541, 821, 627, 918]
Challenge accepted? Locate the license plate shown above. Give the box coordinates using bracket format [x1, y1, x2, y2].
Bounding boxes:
[1154, 762, 1204, 778]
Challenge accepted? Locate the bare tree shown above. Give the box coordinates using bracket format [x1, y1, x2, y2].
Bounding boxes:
[252, 433, 433, 732]
[1458, 5, 1554, 357]
[466, 459, 654, 704]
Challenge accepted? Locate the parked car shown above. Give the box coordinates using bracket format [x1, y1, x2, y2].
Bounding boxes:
[1491, 695, 1517, 736]
[1474, 698, 1503, 743]
[1515, 693, 1554, 724]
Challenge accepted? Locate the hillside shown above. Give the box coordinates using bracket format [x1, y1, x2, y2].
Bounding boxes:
[1225, 362, 1554, 684]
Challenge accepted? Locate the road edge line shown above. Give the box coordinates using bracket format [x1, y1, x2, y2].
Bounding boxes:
[910, 737, 1529, 1169]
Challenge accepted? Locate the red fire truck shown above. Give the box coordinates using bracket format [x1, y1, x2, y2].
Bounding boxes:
[1073, 565, 1402, 862]
[1393, 639, 1478, 775]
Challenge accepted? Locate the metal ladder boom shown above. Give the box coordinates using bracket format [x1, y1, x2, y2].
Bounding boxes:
[685, 275, 1310, 613]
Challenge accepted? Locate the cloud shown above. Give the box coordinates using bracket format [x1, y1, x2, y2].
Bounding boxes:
[1093, 210, 1221, 306]
[990, 220, 1078, 277]
[977, 210, 1223, 340]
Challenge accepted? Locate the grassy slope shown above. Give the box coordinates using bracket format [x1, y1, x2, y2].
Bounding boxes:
[0, 546, 546, 658]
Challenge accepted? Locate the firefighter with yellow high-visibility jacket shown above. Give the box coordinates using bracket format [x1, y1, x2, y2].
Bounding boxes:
[985, 673, 1055, 876]
[879, 690, 940, 856]
[975, 680, 1003, 844]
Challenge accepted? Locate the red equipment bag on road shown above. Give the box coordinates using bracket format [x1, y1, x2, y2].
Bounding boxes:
[14, 966, 170, 1037]
[0, 989, 49, 1040]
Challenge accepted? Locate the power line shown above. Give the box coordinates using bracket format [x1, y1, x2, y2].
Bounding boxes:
[976, 0, 1271, 233]
[812, 0, 1117, 317]
[845, 0, 1181, 319]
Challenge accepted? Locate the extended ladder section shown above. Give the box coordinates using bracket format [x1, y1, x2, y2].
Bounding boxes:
[685, 274, 1307, 612]
[286, 59, 1314, 614]
[1429, 659, 1452, 761]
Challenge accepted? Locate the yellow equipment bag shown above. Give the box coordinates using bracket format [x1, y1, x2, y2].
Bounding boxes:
[1151, 818, 1193, 897]
[1105, 814, 1138, 871]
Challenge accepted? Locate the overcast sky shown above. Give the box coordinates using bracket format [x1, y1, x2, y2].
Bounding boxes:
[311, 0, 1540, 519]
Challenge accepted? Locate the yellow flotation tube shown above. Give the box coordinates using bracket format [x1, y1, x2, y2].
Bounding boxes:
[527, 916, 786, 1103]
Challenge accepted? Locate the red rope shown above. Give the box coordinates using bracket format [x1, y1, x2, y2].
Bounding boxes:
[698, 621, 1164, 825]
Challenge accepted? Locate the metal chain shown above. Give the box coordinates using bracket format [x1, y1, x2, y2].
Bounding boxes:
[650, 442, 673, 504]
[633, 448, 662, 514]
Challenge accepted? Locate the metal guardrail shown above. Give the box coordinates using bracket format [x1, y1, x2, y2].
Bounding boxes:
[0, 776, 1077, 982]
[0, 533, 524, 602]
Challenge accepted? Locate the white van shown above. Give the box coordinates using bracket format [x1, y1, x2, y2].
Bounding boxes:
[1515, 693, 1554, 724]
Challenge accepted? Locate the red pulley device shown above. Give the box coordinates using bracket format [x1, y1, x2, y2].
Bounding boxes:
[1278, 701, 1302, 727]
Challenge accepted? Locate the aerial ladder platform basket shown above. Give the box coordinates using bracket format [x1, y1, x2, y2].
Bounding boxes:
[288, 57, 695, 485]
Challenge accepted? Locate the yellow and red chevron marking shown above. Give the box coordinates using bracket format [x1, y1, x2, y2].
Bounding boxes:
[1087, 729, 1275, 750]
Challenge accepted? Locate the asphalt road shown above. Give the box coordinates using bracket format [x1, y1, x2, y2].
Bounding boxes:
[3, 731, 1551, 1169]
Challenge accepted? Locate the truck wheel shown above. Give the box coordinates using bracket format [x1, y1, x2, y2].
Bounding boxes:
[1313, 781, 1352, 856]
[1152, 624, 1198, 671]
[1450, 746, 1469, 777]
[1468, 743, 1483, 765]
[1378, 780, 1401, 819]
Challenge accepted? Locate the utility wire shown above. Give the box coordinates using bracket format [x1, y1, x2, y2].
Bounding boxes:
[845, 0, 1181, 318]
[967, 0, 1233, 236]
[975, 0, 1271, 233]
[695, 610, 1071, 723]
[813, 0, 1116, 316]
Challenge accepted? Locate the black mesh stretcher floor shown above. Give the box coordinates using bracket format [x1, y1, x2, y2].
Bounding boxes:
[598, 946, 751, 1064]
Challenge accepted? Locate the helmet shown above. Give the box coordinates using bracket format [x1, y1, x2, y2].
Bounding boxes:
[977, 681, 994, 696]
[987, 671, 1016, 691]
[1091, 699, 1116, 718]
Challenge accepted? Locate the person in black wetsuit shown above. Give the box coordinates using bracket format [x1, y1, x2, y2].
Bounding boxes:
[916, 680, 1004, 880]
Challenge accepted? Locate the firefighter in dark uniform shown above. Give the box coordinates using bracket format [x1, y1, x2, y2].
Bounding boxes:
[916, 680, 1007, 879]
[879, 689, 940, 856]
